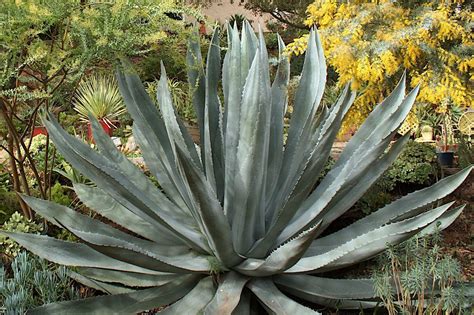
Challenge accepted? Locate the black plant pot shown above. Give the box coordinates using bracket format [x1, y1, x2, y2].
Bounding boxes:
[437, 151, 454, 167]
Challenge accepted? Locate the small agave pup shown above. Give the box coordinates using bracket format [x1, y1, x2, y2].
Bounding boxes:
[2, 23, 472, 314]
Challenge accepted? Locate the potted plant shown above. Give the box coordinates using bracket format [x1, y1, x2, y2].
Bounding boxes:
[73, 75, 126, 141]
[436, 110, 457, 167]
[32, 126, 48, 137]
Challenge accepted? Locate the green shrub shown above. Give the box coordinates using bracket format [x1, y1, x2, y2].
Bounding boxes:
[0, 164, 11, 193]
[0, 213, 43, 258]
[457, 135, 473, 169]
[373, 231, 471, 314]
[58, 112, 81, 134]
[0, 192, 20, 225]
[386, 140, 438, 186]
[264, 32, 279, 50]
[137, 36, 189, 82]
[50, 182, 72, 207]
[356, 176, 395, 215]
[0, 251, 79, 314]
[356, 140, 438, 214]
[0, 166, 20, 224]
[19, 134, 66, 189]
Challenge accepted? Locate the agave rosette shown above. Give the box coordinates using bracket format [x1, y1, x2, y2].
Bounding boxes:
[2, 23, 472, 314]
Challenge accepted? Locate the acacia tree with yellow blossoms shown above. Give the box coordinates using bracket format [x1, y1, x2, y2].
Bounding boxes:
[286, 0, 473, 133]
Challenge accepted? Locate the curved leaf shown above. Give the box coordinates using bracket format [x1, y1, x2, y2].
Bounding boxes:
[157, 62, 201, 168]
[74, 184, 175, 245]
[89, 115, 192, 222]
[0, 232, 163, 275]
[159, 277, 215, 314]
[308, 166, 473, 253]
[223, 24, 243, 224]
[277, 85, 419, 244]
[21, 194, 209, 273]
[69, 271, 135, 295]
[253, 85, 354, 257]
[77, 268, 182, 288]
[117, 61, 192, 212]
[43, 112, 208, 252]
[176, 147, 241, 267]
[248, 279, 320, 314]
[203, 271, 249, 315]
[29, 275, 200, 315]
[236, 222, 322, 276]
[274, 275, 376, 300]
[287, 202, 454, 273]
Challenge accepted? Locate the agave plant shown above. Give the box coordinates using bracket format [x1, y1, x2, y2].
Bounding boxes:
[73, 74, 126, 135]
[2, 23, 472, 314]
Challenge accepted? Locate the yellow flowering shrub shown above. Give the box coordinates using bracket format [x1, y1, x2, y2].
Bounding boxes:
[286, 0, 473, 134]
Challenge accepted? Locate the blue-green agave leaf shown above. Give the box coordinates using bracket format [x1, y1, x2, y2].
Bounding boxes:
[77, 268, 182, 288]
[274, 29, 325, 210]
[69, 271, 135, 295]
[240, 20, 258, 87]
[316, 135, 409, 229]
[117, 61, 192, 212]
[89, 115, 194, 223]
[418, 205, 465, 236]
[287, 202, 454, 273]
[336, 72, 406, 167]
[278, 86, 419, 244]
[274, 275, 376, 300]
[309, 166, 473, 252]
[157, 62, 201, 168]
[231, 47, 270, 254]
[74, 184, 178, 245]
[265, 34, 289, 206]
[237, 222, 322, 277]
[132, 124, 188, 210]
[248, 279, 320, 314]
[176, 146, 241, 267]
[203, 27, 225, 202]
[159, 277, 215, 314]
[203, 271, 249, 315]
[252, 86, 354, 257]
[28, 275, 200, 315]
[223, 24, 243, 223]
[0, 232, 164, 275]
[43, 112, 209, 252]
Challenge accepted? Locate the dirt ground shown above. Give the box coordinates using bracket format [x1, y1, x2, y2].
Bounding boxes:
[444, 171, 474, 280]
[201, 1, 271, 30]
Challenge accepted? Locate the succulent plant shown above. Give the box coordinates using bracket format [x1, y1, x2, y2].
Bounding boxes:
[73, 74, 126, 127]
[1, 23, 472, 314]
[0, 252, 79, 314]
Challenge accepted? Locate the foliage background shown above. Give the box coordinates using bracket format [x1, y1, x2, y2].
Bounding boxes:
[286, 0, 473, 133]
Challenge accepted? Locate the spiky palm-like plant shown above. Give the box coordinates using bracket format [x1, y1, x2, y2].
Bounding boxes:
[74, 74, 126, 129]
[2, 23, 472, 314]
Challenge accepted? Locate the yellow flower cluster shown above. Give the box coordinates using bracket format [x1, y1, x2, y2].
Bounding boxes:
[286, 0, 473, 134]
